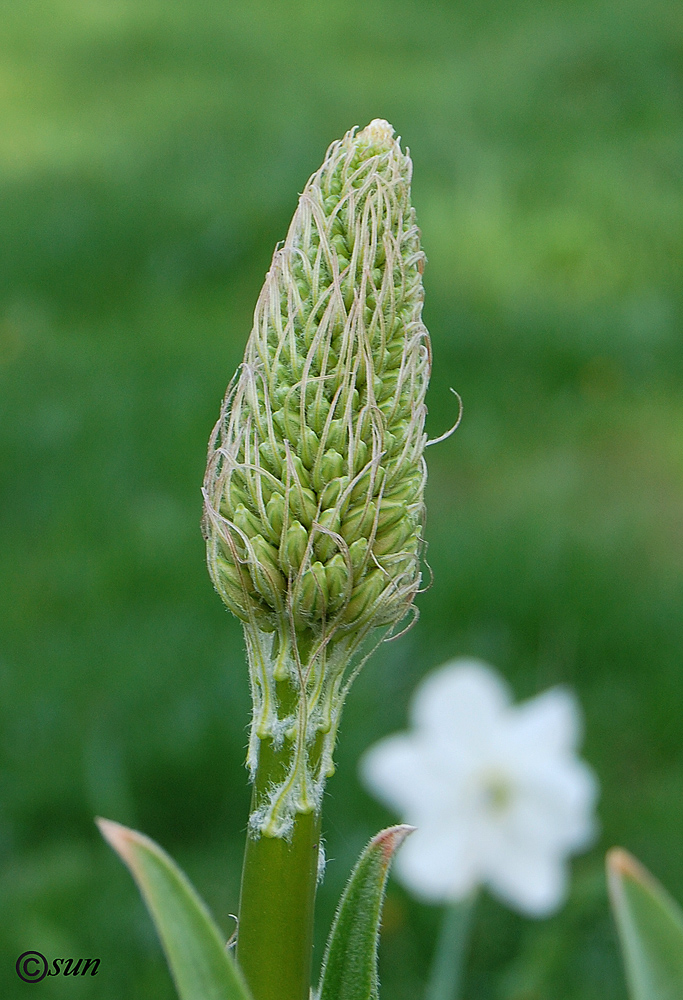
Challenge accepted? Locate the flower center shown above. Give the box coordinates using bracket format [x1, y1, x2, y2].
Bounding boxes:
[480, 771, 513, 813]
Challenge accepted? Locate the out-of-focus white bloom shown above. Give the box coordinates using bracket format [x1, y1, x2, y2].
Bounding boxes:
[359, 659, 598, 917]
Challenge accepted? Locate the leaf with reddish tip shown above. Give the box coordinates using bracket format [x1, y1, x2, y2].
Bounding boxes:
[318, 825, 414, 1000]
[97, 818, 252, 1000]
[607, 847, 683, 1000]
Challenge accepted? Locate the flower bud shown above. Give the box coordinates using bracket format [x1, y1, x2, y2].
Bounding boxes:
[349, 537, 370, 579]
[249, 536, 285, 606]
[325, 553, 350, 609]
[203, 119, 432, 836]
[281, 521, 308, 575]
[345, 568, 387, 626]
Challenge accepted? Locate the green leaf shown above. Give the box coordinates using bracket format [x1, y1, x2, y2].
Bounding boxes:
[97, 818, 252, 1000]
[318, 824, 413, 1000]
[607, 847, 683, 1000]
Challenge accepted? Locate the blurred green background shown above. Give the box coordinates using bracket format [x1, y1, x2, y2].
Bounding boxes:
[1, 0, 682, 996]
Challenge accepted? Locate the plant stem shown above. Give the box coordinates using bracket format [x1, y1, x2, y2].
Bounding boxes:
[425, 894, 477, 1000]
[236, 735, 321, 1000]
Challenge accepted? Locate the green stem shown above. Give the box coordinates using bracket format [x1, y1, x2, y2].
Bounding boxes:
[425, 894, 477, 1000]
[236, 735, 321, 1000]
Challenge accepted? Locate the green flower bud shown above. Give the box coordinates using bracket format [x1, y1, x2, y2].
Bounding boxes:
[293, 560, 329, 628]
[234, 503, 265, 540]
[266, 492, 285, 536]
[315, 449, 345, 488]
[300, 426, 321, 469]
[280, 520, 308, 575]
[203, 119, 433, 836]
[288, 482, 317, 528]
[373, 516, 413, 557]
[250, 535, 285, 606]
[341, 501, 377, 544]
[319, 475, 349, 511]
[325, 553, 350, 609]
[213, 555, 254, 621]
[345, 568, 387, 626]
[313, 508, 341, 562]
[349, 537, 370, 579]
[376, 499, 406, 531]
[307, 396, 331, 434]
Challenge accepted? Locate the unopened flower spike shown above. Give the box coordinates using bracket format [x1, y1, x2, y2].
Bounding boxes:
[203, 120, 431, 838]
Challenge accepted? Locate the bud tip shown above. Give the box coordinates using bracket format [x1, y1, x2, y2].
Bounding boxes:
[358, 118, 396, 149]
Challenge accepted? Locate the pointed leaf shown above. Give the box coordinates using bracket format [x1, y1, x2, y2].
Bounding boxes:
[319, 824, 413, 1000]
[607, 847, 683, 1000]
[98, 818, 252, 1000]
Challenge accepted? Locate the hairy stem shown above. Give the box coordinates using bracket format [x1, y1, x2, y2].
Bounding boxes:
[236, 734, 321, 1000]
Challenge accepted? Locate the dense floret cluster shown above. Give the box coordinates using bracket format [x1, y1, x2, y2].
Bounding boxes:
[203, 121, 431, 835]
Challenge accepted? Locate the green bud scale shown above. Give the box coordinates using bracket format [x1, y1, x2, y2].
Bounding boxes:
[203, 120, 431, 837]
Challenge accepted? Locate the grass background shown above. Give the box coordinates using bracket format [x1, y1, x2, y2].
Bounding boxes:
[1, 0, 682, 996]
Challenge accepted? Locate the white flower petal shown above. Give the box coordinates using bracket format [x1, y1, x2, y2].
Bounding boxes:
[511, 760, 599, 848]
[411, 660, 510, 749]
[360, 734, 438, 817]
[394, 825, 478, 903]
[484, 842, 569, 917]
[508, 687, 583, 758]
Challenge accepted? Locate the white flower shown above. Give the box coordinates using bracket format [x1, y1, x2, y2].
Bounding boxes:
[359, 659, 598, 917]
